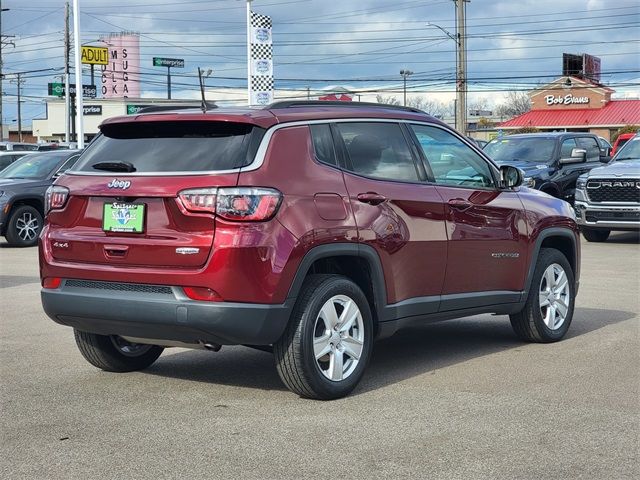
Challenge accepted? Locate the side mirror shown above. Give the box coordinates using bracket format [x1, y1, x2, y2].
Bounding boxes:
[560, 148, 587, 165]
[599, 147, 611, 162]
[500, 165, 524, 189]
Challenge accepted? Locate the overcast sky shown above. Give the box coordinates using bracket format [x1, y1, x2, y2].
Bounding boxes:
[2, 0, 639, 125]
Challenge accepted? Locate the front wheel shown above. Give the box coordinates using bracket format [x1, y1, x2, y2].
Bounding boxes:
[5, 205, 43, 247]
[74, 330, 163, 372]
[582, 228, 610, 242]
[274, 275, 373, 400]
[510, 248, 575, 343]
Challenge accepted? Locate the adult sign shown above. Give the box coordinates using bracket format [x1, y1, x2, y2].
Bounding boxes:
[153, 57, 184, 68]
[81, 46, 109, 65]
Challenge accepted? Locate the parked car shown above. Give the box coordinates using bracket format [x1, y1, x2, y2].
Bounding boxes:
[39, 102, 580, 400]
[466, 137, 487, 149]
[574, 134, 640, 242]
[0, 150, 81, 246]
[0, 151, 28, 172]
[0, 141, 39, 152]
[483, 132, 608, 202]
[610, 132, 635, 157]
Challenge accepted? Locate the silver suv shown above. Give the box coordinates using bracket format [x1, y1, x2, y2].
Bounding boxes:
[574, 134, 640, 242]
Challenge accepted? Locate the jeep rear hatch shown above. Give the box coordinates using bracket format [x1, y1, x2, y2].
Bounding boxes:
[46, 120, 265, 268]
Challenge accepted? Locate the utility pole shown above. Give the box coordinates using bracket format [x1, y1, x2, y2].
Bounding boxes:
[10, 73, 25, 141]
[400, 69, 413, 106]
[1, 2, 16, 142]
[72, 0, 84, 148]
[64, 1, 71, 142]
[455, 0, 469, 134]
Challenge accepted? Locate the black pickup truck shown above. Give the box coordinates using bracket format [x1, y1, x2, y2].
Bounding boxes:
[484, 132, 610, 202]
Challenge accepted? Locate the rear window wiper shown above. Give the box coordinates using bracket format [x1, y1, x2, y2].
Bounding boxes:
[92, 161, 136, 173]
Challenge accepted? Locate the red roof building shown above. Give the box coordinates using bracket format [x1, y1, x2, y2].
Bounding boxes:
[500, 77, 640, 141]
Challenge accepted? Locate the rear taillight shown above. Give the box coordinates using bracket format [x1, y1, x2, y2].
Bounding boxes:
[178, 187, 282, 221]
[45, 186, 69, 214]
[216, 187, 282, 221]
[178, 188, 217, 214]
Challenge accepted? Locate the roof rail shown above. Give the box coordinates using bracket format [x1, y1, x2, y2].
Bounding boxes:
[266, 100, 425, 114]
[136, 101, 218, 114]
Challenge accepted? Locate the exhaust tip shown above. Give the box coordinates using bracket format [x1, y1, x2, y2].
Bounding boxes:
[203, 343, 222, 352]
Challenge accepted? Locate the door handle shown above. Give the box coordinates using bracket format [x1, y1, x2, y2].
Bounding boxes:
[448, 198, 473, 211]
[104, 245, 129, 258]
[357, 192, 387, 205]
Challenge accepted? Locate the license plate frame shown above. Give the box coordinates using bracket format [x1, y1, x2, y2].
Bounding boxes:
[102, 202, 145, 233]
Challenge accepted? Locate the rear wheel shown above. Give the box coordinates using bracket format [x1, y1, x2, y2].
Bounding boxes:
[5, 205, 42, 247]
[510, 248, 575, 343]
[274, 274, 373, 400]
[582, 228, 610, 242]
[74, 330, 163, 372]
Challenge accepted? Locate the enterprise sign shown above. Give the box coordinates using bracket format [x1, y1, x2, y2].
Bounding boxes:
[153, 57, 185, 68]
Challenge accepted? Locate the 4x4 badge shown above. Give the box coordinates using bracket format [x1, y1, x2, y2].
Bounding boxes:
[107, 179, 131, 189]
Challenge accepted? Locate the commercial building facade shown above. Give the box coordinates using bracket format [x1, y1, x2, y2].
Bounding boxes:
[500, 76, 640, 141]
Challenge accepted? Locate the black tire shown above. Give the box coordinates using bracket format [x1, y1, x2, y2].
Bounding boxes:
[274, 274, 374, 400]
[510, 248, 575, 343]
[582, 228, 610, 243]
[5, 205, 43, 247]
[74, 330, 163, 372]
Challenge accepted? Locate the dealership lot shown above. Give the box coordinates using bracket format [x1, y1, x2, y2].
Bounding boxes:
[1, 234, 638, 479]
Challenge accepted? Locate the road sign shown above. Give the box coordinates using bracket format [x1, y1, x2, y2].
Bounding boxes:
[83, 105, 102, 115]
[153, 57, 184, 68]
[48, 83, 97, 99]
[81, 46, 109, 65]
[126, 104, 150, 115]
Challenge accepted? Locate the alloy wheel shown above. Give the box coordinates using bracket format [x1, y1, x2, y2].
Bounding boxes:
[312, 295, 365, 382]
[539, 263, 571, 330]
[16, 211, 40, 242]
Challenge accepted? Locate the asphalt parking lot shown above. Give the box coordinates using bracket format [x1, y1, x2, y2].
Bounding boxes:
[1, 234, 638, 479]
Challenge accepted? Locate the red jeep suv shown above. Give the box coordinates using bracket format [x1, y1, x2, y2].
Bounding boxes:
[40, 102, 580, 399]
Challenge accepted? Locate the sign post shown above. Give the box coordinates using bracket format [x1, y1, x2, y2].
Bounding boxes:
[72, 0, 84, 148]
[153, 57, 184, 99]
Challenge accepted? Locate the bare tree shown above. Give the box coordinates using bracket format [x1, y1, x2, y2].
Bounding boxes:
[376, 95, 401, 105]
[495, 91, 531, 118]
[468, 96, 490, 113]
[406, 96, 450, 117]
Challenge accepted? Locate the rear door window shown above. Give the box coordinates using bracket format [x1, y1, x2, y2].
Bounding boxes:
[73, 121, 265, 173]
[334, 122, 420, 182]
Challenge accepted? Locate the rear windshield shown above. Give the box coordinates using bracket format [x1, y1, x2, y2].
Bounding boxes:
[73, 121, 266, 173]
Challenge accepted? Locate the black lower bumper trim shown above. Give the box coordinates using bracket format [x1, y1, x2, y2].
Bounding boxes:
[41, 286, 292, 346]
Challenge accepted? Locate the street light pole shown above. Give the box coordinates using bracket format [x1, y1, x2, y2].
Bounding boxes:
[400, 69, 413, 107]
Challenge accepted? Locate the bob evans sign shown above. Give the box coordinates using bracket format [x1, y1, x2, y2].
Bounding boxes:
[545, 94, 590, 106]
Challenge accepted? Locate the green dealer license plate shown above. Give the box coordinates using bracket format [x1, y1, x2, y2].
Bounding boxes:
[103, 202, 145, 233]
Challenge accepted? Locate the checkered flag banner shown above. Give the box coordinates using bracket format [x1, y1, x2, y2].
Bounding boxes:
[249, 9, 273, 106]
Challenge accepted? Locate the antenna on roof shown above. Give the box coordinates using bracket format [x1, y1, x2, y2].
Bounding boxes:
[197, 67, 213, 113]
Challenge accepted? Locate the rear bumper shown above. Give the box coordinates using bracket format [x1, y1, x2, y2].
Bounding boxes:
[41, 280, 292, 345]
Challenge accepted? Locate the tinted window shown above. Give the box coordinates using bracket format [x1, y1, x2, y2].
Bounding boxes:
[73, 121, 265, 173]
[55, 154, 81, 175]
[560, 138, 577, 158]
[613, 136, 640, 161]
[411, 124, 494, 188]
[0, 157, 13, 171]
[310, 124, 337, 166]
[0, 152, 74, 179]
[576, 137, 600, 162]
[484, 137, 556, 163]
[335, 122, 419, 182]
